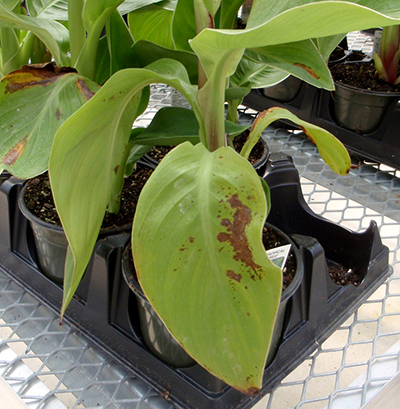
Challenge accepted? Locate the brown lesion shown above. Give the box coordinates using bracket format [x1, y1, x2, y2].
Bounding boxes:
[1, 136, 28, 166]
[217, 194, 262, 280]
[3, 63, 77, 94]
[293, 63, 320, 79]
[226, 270, 242, 283]
[76, 78, 95, 101]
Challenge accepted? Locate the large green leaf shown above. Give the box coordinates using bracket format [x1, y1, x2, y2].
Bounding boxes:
[128, 3, 174, 49]
[118, 0, 176, 15]
[48, 59, 200, 315]
[128, 40, 198, 83]
[0, 64, 100, 178]
[106, 10, 134, 77]
[26, 0, 68, 20]
[130, 106, 249, 146]
[230, 57, 289, 89]
[132, 142, 282, 393]
[0, 3, 70, 65]
[246, 39, 333, 89]
[190, 1, 400, 84]
[171, 0, 196, 51]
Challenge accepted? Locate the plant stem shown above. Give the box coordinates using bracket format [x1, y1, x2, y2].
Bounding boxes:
[193, 0, 213, 89]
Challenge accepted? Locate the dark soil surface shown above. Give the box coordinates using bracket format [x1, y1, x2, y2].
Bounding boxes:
[330, 51, 400, 92]
[327, 261, 361, 287]
[23, 163, 154, 229]
[147, 132, 266, 166]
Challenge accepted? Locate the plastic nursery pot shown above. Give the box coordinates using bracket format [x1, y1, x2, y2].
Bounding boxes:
[121, 222, 303, 371]
[121, 244, 196, 368]
[333, 81, 400, 134]
[263, 222, 303, 367]
[262, 75, 303, 102]
[17, 172, 150, 284]
[144, 138, 269, 175]
[18, 182, 67, 283]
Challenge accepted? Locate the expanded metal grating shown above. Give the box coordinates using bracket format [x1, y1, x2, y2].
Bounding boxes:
[1, 32, 400, 409]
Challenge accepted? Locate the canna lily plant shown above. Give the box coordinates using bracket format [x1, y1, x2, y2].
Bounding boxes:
[0, 0, 176, 179]
[373, 25, 400, 85]
[5, 0, 400, 396]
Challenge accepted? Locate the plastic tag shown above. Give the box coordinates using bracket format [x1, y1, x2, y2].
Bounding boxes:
[266, 244, 291, 270]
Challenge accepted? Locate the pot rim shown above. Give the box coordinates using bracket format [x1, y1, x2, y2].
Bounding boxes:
[18, 182, 132, 235]
[334, 79, 400, 98]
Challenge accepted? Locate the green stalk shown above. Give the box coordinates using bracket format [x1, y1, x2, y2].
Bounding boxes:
[68, 0, 86, 67]
[226, 98, 241, 123]
[193, 0, 213, 89]
[198, 48, 245, 151]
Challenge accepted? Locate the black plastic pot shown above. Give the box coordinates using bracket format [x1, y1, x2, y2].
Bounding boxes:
[244, 79, 400, 170]
[121, 222, 304, 371]
[262, 75, 303, 102]
[17, 161, 154, 284]
[122, 243, 196, 368]
[0, 154, 392, 409]
[18, 184, 68, 283]
[144, 138, 270, 175]
[333, 81, 400, 134]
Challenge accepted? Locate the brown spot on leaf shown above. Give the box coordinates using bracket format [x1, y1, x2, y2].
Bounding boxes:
[299, 126, 316, 144]
[246, 386, 261, 396]
[55, 108, 62, 121]
[3, 63, 76, 93]
[217, 194, 262, 280]
[1, 136, 28, 166]
[114, 165, 120, 174]
[189, 237, 194, 243]
[294, 63, 320, 79]
[76, 78, 95, 101]
[226, 270, 242, 283]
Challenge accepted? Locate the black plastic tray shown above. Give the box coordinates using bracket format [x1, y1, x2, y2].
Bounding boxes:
[244, 84, 400, 170]
[0, 154, 392, 409]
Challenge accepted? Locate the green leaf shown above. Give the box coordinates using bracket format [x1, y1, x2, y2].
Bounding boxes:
[132, 142, 282, 393]
[26, 0, 68, 20]
[225, 86, 251, 101]
[106, 10, 134, 77]
[0, 64, 100, 178]
[128, 3, 174, 49]
[119, 0, 176, 15]
[218, 0, 245, 29]
[245, 107, 351, 175]
[130, 106, 249, 146]
[190, 1, 400, 84]
[77, 0, 126, 78]
[128, 40, 198, 83]
[48, 59, 200, 316]
[246, 39, 334, 89]
[82, 0, 125, 33]
[230, 57, 289, 89]
[0, 3, 70, 66]
[313, 34, 347, 63]
[171, 0, 196, 51]
[202, 0, 222, 17]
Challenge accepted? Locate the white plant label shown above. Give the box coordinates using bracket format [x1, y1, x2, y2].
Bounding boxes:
[266, 244, 292, 270]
